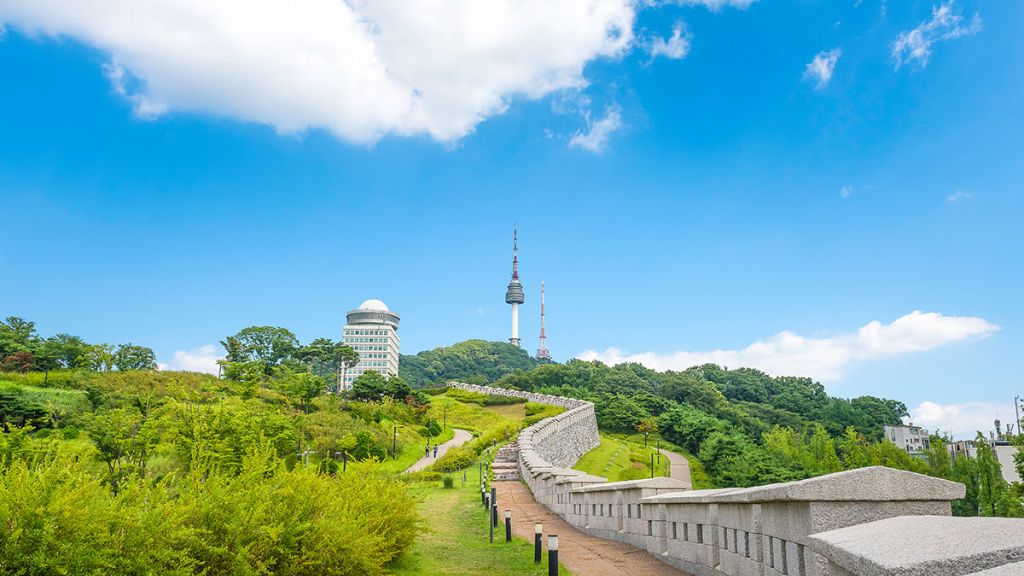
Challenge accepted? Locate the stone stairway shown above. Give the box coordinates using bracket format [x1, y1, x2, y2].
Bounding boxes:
[492, 441, 520, 481]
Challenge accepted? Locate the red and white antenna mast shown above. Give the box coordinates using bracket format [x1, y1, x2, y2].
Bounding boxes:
[536, 281, 551, 359]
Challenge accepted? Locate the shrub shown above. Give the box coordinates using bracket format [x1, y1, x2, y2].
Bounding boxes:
[60, 426, 80, 440]
[432, 446, 477, 472]
[442, 475, 455, 489]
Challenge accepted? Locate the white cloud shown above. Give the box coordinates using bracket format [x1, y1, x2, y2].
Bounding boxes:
[946, 190, 973, 204]
[160, 344, 222, 374]
[910, 400, 1015, 440]
[653, 0, 758, 11]
[804, 48, 841, 89]
[645, 22, 691, 61]
[892, 1, 981, 69]
[840, 184, 853, 198]
[569, 106, 623, 153]
[0, 0, 635, 143]
[578, 311, 998, 382]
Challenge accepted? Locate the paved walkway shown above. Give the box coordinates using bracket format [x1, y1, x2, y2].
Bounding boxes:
[661, 448, 692, 488]
[404, 428, 472, 473]
[493, 480, 690, 576]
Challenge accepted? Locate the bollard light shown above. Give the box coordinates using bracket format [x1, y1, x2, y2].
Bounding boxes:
[547, 534, 559, 576]
[534, 523, 543, 563]
[505, 510, 511, 519]
[504, 509, 512, 543]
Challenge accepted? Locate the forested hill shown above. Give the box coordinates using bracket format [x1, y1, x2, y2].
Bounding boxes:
[399, 340, 544, 387]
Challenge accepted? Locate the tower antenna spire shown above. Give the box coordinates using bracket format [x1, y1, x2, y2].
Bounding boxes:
[537, 281, 550, 359]
[512, 225, 519, 280]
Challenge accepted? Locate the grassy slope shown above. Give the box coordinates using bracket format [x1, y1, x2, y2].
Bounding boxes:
[390, 463, 570, 575]
[573, 433, 672, 481]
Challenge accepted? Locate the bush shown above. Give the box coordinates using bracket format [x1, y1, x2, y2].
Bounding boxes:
[60, 426, 80, 440]
[442, 475, 454, 489]
[432, 446, 477, 473]
[482, 394, 527, 406]
[0, 447, 421, 576]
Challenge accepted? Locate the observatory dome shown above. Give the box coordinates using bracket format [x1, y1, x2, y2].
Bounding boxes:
[358, 299, 389, 312]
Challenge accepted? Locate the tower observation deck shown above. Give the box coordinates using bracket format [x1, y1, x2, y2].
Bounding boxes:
[505, 227, 524, 347]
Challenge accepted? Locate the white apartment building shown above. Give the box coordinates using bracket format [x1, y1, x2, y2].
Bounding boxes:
[340, 299, 400, 390]
[884, 424, 931, 454]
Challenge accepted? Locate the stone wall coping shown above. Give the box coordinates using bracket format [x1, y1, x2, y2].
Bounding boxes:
[966, 561, 1024, 575]
[554, 474, 608, 485]
[807, 515, 1024, 576]
[696, 466, 966, 503]
[570, 477, 691, 493]
[642, 487, 744, 504]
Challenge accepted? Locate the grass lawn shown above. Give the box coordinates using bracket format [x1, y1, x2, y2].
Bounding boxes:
[389, 475, 570, 575]
[483, 402, 527, 420]
[573, 433, 671, 481]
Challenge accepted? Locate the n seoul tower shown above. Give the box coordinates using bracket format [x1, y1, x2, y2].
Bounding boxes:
[504, 227, 525, 347]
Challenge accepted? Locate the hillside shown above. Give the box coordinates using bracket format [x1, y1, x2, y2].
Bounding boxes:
[399, 340, 543, 388]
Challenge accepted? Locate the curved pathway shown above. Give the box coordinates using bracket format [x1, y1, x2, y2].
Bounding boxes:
[404, 428, 472, 473]
[661, 448, 692, 488]
[494, 480, 690, 576]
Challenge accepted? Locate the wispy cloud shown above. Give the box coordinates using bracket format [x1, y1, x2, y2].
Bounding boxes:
[910, 400, 1014, 440]
[569, 106, 623, 153]
[840, 184, 854, 198]
[645, 22, 691, 61]
[651, 0, 758, 11]
[893, 1, 982, 69]
[804, 48, 842, 89]
[159, 344, 222, 374]
[578, 311, 998, 382]
[946, 190, 973, 204]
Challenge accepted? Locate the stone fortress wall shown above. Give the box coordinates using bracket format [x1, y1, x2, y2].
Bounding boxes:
[449, 382, 1024, 576]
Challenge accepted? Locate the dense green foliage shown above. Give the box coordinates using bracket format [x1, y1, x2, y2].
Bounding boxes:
[0, 316, 158, 373]
[491, 358, 1024, 516]
[0, 365, 451, 574]
[399, 340, 543, 387]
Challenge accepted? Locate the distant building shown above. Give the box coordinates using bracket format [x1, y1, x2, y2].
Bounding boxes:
[340, 299, 400, 390]
[884, 424, 931, 454]
[994, 442, 1021, 484]
[948, 439, 978, 460]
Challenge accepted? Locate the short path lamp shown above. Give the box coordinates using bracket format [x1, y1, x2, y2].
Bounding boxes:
[534, 523, 543, 563]
[547, 534, 559, 576]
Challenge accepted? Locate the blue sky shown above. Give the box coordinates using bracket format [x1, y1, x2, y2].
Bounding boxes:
[1, 0, 1020, 437]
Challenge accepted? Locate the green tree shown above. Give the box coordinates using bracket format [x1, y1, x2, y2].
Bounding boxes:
[220, 326, 299, 374]
[975, 433, 1023, 517]
[86, 408, 160, 494]
[47, 333, 91, 368]
[351, 371, 389, 402]
[635, 417, 658, 446]
[335, 344, 360, 391]
[113, 344, 158, 371]
[0, 316, 39, 359]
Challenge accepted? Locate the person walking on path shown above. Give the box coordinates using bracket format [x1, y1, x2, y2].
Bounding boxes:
[433, 444, 438, 458]
[404, 429, 472, 473]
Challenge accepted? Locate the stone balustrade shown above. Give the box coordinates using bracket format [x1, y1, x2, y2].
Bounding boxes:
[448, 382, 1024, 576]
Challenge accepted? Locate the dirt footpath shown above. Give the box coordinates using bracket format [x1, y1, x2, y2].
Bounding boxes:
[493, 480, 691, 576]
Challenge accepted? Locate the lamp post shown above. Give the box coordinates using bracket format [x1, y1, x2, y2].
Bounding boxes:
[392, 424, 402, 460]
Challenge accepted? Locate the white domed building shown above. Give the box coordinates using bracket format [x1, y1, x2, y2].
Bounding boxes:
[340, 299, 401, 390]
